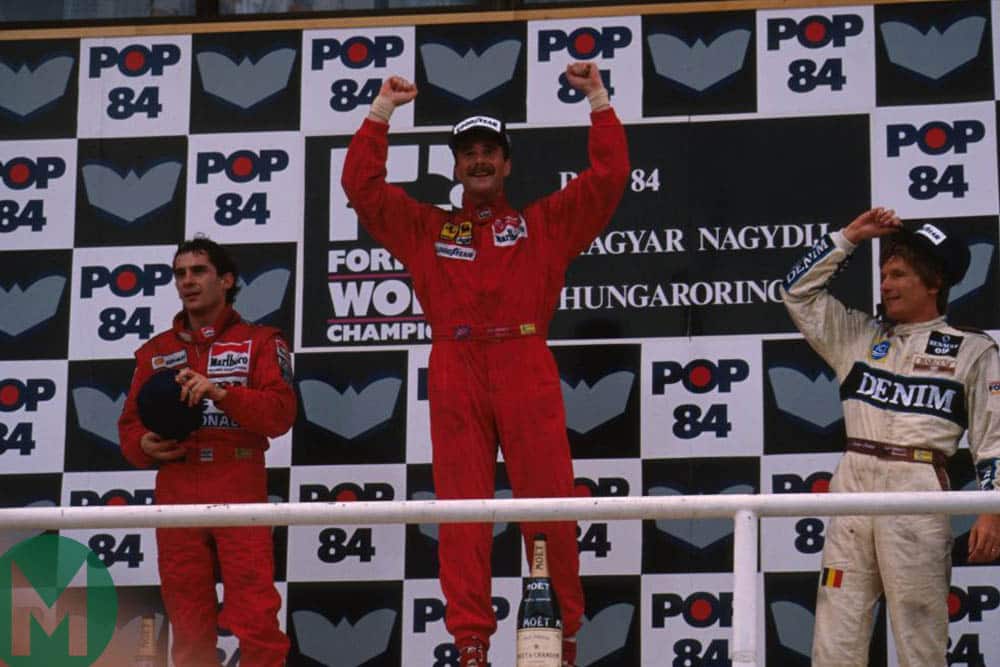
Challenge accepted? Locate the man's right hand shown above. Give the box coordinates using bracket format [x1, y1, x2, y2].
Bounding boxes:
[379, 76, 417, 106]
[140, 431, 185, 462]
[842, 206, 902, 244]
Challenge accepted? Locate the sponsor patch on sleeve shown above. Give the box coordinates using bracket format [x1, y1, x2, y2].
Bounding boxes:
[276, 338, 293, 385]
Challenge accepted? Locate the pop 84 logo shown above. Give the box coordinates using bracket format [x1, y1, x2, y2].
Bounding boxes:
[301, 28, 414, 133]
[874, 103, 999, 218]
[187, 133, 303, 243]
[0, 141, 76, 247]
[70, 246, 179, 359]
[79, 36, 191, 137]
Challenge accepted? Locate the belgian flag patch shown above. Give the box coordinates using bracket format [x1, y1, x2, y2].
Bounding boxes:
[821, 567, 844, 588]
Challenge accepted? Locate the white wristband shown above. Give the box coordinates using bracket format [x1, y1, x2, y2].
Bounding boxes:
[587, 88, 610, 111]
[370, 95, 395, 122]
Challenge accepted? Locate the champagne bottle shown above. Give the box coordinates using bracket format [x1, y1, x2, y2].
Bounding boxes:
[132, 614, 157, 667]
[516, 533, 562, 666]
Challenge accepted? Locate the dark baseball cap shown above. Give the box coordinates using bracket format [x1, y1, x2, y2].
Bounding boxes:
[137, 369, 204, 441]
[894, 222, 971, 286]
[449, 115, 511, 156]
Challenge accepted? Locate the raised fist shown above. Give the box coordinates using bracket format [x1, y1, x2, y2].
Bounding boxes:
[378, 76, 418, 106]
[564, 62, 603, 95]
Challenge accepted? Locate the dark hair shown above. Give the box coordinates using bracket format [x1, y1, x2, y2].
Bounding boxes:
[173, 237, 240, 304]
[879, 235, 949, 314]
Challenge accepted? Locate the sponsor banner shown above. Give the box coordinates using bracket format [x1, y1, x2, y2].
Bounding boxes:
[519, 119, 871, 339]
[190, 31, 301, 134]
[759, 452, 840, 572]
[74, 136, 187, 247]
[579, 575, 642, 664]
[527, 15, 643, 124]
[0, 138, 77, 250]
[0, 39, 80, 141]
[405, 345, 432, 464]
[641, 11, 756, 117]
[641, 572, 765, 667]
[77, 35, 191, 138]
[286, 580, 402, 666]
[287, 464, 406, 582]
[762, 338, 846, 455]
[63, 359, 136, 472]
[402, 578, 520, 667]
[0, 361, 68, 474]
[292, 350, 407, 465]
[301, 27, 415, 134]
[642, 457, 760, 574]
[764, 570, 889, 666]
[553, 343, 641, 460]
[886, 567, 1000, 667]
[871, 101, 998, 219]
[0, 249, 72, 361]
[641, 337, 762, 459]
[414, 22, 527, 126]
[757, 6, 875, 115]
[574, 459, 642, 575]
[69, 245, 178, 360]
[404, 463, 521, 580]
[60, 469, 159, 585]
[303, 133, 449, 347]
[227, 241, 298, 347]
[875, 1, 993, 107]
[186, 132, 303, 243]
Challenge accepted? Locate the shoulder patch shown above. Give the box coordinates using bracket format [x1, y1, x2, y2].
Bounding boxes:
[275, 337, 293, 385]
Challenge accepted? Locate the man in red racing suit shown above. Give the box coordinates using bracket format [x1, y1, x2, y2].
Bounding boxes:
[119, 238, 295, 667]
[341, 65, 629, 666]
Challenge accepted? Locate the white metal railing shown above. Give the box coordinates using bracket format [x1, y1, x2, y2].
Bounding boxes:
[3, 490, 1000, 667]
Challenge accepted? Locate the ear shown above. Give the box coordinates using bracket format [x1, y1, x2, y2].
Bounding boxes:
[503, 158, 511, 178]
[220, 272, 235, 290]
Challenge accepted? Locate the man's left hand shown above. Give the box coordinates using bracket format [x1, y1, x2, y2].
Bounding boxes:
[967, 513, 1000, 563]
[176, 368, 226, 407]
[564, 62, 603, 95]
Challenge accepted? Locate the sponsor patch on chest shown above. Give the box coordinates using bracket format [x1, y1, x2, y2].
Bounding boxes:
[439, 220, 473, 246]
[152, 349, 187, 370]
[912, 354, 957, 374]
[207, 340, 252, 375]
[435, 241, 477, 261]
[493, 215, 527, 247]
[926, 331, 963, 357]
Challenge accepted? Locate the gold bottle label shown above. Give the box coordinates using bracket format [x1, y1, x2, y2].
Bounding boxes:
[516, 627, 562, 666]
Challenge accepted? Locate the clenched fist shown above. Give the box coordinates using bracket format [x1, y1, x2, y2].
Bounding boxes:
[378, 76, 418, 107]
[564, 62, 604, 95]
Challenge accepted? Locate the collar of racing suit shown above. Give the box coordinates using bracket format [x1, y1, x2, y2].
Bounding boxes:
[171, 305, 242, 345]
[460, 192, 513, 225]
[881, 314, 947, 338]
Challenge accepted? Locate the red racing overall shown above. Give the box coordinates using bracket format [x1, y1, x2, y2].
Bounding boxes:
[342, 109, 629, 644]
[119, 306, 295, 667]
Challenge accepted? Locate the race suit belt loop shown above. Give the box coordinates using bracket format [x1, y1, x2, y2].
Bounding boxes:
[846, 437, 950, 490]
[181, 446, 265, 465]
[434, 322, 541, 341]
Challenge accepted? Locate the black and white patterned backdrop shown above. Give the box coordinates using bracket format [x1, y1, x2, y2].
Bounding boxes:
[2, 1, 1000, 664]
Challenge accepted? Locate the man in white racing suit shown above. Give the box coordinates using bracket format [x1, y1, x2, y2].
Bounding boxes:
[782, 207, 1000, 666]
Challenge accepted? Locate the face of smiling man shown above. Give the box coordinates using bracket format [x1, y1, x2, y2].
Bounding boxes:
[879, 254, 941, 324]
[453, 136, 511, 205]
